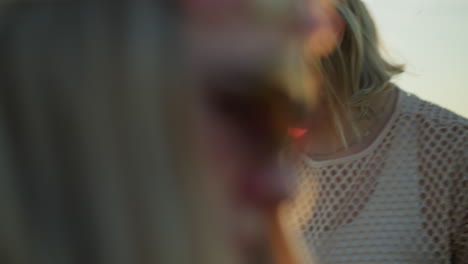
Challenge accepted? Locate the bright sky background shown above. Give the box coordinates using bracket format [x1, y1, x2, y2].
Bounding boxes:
[364, 0, 468, 118]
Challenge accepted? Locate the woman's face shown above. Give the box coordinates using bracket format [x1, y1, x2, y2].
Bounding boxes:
[303, 0, 344, 58]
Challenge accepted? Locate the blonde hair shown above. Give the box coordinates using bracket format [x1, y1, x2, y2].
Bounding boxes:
[307, 0, 404, 145]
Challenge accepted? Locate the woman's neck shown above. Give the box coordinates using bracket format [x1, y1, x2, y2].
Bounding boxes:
[301, 88, 398, 161]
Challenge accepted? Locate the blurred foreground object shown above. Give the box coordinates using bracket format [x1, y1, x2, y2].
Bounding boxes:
[0, 1, 337, 264]
[0, 2, 202, 264]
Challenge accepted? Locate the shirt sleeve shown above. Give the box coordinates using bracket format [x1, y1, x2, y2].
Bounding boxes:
[452, 125, 468, 263]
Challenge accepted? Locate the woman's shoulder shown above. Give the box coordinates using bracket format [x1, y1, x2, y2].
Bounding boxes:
[396, 89, 467, 166]
[397, 89, 468, 131]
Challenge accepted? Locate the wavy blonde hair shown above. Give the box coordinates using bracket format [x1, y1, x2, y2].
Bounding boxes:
[306, 0, 404, 145]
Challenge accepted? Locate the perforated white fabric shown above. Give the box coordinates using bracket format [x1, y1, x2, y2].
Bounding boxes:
[282, 89, 468, 263]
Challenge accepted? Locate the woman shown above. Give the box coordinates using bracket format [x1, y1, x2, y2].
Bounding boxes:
[282, 0, 468, 263]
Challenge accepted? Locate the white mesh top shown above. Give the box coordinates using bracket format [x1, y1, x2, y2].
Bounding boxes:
[282, 89, 468, 264]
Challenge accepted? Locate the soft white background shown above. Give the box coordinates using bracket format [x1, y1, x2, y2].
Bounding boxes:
[364, 0, 468, 117]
